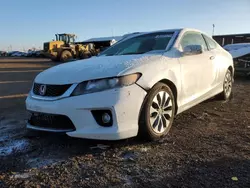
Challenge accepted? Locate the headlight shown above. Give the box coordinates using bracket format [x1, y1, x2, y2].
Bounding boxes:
[71, 73, 141, 96]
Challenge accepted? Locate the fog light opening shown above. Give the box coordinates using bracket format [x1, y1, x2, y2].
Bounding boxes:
[102, 113, 111, 124]
[91, 110, 113, 127]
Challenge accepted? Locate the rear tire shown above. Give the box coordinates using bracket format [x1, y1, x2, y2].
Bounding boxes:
[139, 83, 175, 141]
[217, 69, 233, 101]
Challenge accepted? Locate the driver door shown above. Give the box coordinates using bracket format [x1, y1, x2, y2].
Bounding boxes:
[178, 32, 212, 107]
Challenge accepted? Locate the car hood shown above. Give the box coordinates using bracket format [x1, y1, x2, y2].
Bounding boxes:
[35, 54, 164, 84]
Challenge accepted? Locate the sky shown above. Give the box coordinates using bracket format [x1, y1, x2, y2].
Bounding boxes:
[0, 0, 250, 51]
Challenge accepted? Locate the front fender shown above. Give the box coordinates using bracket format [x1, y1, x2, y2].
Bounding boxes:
[137, 68, 179, 91]
[136, 60, 181, 100]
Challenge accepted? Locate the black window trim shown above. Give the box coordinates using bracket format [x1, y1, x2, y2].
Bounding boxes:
[202, 34, 217, 51]
[202, 34, 211, 51]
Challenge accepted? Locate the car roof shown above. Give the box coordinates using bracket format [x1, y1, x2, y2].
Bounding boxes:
[142, 28, 203, 34]
[83, 36, 123, 43]
[123, 28, 204, 38]
[119, 28, 205, 43]
[147, 28, 183, 33]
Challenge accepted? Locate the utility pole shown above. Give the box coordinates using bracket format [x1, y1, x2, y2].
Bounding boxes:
[212, 24, 215, 36]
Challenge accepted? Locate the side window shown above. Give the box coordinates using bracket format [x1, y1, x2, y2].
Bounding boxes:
[203, 35, 217, 50]
[180, 32, 208, 51]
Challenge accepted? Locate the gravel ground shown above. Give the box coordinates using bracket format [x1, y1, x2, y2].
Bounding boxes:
[0, 58, 249, 188]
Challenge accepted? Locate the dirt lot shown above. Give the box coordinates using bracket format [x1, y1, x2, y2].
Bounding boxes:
[0, 58, 249, 188]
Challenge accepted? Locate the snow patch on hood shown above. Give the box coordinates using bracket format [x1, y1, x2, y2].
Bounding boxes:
[119, 55, 165, 75]
[35, 54, 163, 84]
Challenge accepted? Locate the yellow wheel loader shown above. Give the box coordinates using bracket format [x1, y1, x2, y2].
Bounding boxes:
[43, 33, 96, 62]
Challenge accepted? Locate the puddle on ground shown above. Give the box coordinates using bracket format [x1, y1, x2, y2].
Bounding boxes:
[0, 118, 28, 156]
[0, 139, 29, 156]
[27, 157, 61, 168]
[0, 135, 9, 142]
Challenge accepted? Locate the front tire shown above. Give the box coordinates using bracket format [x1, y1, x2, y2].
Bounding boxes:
[60, 50, 73, 62]
[139, 83, 175, 141]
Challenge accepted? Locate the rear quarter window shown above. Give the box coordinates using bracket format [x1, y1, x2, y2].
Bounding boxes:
[203, 35, 217, 50]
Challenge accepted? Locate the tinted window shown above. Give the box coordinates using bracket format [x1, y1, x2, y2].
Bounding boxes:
[99, 32, 174, 56]
[203, 35, 217, 50]
[180, 32, 208, 51]
[119, 42, 141, 55]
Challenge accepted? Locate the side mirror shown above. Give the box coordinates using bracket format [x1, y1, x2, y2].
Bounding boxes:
[183, 45, 203, 56]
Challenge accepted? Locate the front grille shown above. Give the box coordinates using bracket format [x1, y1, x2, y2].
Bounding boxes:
[29, 112, 75, 131]
[33, 83, 71, 97]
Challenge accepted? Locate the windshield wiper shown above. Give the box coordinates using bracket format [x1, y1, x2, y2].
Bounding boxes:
[120, 52, 145, 55]
[99, 52, 146, 56]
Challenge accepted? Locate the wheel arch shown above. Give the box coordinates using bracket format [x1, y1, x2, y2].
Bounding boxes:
[228, 65, 234, 77]
[137, 79, 178, 140]
[139, 78, 178, 115]
[158, 79, 178, 114]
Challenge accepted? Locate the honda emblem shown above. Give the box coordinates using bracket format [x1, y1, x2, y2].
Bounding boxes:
[39, 85, 47, 96]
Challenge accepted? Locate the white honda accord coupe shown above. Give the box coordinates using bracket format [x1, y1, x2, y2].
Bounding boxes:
[26, 28, 234, 141]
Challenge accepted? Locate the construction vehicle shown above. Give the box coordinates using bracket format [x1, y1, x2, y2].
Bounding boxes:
[43, 33, 97, 62]
[43, 34, 123, 62]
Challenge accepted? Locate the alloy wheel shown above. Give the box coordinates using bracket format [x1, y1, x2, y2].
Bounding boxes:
[149, 91, 173, 134]
[224, 71, 232, 98]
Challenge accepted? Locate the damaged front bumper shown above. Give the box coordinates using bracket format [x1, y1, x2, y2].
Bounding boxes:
[26, 84, 147, 140]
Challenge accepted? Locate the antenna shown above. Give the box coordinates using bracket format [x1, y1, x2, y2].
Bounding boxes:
[212, 24, 215, 36]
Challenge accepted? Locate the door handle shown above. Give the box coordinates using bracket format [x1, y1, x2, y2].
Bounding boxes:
[210, 56, 215, 60]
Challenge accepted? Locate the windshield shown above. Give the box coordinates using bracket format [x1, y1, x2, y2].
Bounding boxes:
[57, 35, 75, 43]
[99, 32, 174, 56]
[68, 37, 75, 43]
[59, 35, 66, 42]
